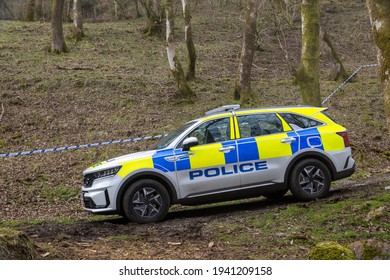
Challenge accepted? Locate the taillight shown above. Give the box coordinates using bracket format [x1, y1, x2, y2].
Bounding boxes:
[337, 131, 350, 147]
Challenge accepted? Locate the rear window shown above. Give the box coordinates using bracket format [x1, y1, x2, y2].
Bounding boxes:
[321, 110, 337, 123]
[279, 113, 323, 130]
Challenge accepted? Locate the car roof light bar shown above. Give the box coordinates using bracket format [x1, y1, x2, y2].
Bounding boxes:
[205, 104, 240, 116]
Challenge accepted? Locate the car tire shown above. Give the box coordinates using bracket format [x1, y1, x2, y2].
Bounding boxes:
[263, 189, 288, 199]
[122, 179, 170, 223]
[289, 159, 331, 201]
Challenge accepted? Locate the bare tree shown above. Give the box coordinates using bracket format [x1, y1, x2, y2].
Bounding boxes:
[133, 0, 141, 18]
[35, 0, 43, 20]
[233, 0, 258, 104]
[295, 0, 321, 106]
[25, 0, 36, 21]
[73, 0, 84, 41]
[321, 29, 350, 81]
[366, 0, 390, 136]
[51, 0, 67, 53]
[181, 0, 196, 80]
[165, 0, 196, 101]
[140, 0, 163, 36]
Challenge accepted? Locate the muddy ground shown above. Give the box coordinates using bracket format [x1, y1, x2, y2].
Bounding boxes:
[22, 173, 390, 260]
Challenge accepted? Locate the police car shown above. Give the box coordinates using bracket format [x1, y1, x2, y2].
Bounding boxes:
[82, 105, 355, 223]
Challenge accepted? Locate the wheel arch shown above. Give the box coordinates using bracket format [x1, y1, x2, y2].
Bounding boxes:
[284, 151, 337, 184]
[116, 171, 178, 214]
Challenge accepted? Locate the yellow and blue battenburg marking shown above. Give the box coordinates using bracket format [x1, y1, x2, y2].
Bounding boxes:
[287, 128, 324, 153]
[150, 127, 326, 178]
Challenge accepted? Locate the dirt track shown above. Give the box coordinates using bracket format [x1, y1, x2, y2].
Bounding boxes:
[23, 174, 390, 260]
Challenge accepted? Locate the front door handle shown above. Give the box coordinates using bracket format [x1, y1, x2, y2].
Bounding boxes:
[219, 146, 235, 153]
[165, 152, 194, 162]
[281, 137, 296, 143]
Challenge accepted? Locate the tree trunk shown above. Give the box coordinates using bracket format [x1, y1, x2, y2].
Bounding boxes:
[165, 0, 196, 101]
[73, 0, 84, 41]
[295, 0, 321, 106]
[133, 0, 141, 18]
[233, 0, 258, 104]
[51, 0, 68, 53]
[67, 0, 71, 21]
[35, 0, 43, 20]
[25, 0, 36, 21]
[114, 0, 119, 19]
[140, 0, 162, 36]
[181, 0, 196, 80]
[321, 29, 350, 81]
[366, 0, 390, 137]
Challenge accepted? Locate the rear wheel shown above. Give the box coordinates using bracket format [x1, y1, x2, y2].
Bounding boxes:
[122, 179, 170, 223]
[289, 159, 331, 201]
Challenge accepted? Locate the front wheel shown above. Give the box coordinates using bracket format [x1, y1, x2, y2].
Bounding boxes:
[289, 159, 331, 201]
[122, 179, 170, 223]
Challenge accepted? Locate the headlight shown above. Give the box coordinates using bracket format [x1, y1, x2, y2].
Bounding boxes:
[83, 166, 121, 188]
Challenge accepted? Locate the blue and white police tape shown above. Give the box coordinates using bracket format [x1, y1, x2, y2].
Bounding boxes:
[0, 134, 168, 158]
[322, 63, 379, 105]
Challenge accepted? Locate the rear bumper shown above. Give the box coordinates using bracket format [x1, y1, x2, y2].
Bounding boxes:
[334, 163, 356, 180]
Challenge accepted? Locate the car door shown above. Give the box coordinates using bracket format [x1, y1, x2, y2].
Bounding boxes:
[235, 113, 294, 189]
[174, 117, 241, 199]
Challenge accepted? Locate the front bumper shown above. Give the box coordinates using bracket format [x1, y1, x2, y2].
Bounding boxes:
[81, 174, 122, 213]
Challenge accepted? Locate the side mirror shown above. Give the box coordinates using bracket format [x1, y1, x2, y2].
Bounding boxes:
[182, 137, 198, 151]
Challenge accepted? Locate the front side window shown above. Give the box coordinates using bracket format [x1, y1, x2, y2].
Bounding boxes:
[180, 117, 231, 146]
[152, 121, 197, 150]
[279, 113, 323, 130]
[237, 114, 283, 138]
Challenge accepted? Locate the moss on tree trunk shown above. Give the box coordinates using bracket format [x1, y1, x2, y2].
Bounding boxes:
[73, 0, 84, 42]
[142, 0, 163, 36]
[25, 0, 36, 22]
[134, 0, 141, 18]
[296, 0, 321, 106]
[182, 0, 197, 81]
[234, 0, 258, 105]
[321, 29, 350, 81]
[51, 0, 68, 54]
[165, 0, 196, 102]
[366, 0, 390, 137]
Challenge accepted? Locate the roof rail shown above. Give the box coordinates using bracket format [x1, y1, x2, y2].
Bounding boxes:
[205, 104, 240, 116]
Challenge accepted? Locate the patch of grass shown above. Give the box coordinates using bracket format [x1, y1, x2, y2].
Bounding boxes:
[205, 192, 389, 258]
[40, 185, 80, 201]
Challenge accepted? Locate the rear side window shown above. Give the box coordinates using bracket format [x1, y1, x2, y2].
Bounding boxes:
[279, 113, 323, 130]
[237, 113, 283, 138]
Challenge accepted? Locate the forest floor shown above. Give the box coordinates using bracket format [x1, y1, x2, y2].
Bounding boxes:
[0, 0, 389, 259]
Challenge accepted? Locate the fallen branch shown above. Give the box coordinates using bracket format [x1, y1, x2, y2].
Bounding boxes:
[0, 103, 4, 122]
[54, 64, 94, 71]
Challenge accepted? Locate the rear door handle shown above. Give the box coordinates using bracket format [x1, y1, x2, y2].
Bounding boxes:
[281, 137, 296, 143]
[219, 146, 235, 153]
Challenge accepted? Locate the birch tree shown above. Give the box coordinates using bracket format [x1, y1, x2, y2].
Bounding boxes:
[165, 0, 196, 101]
[233, 0, 258, 104]
[181, 0, 196, 80]
[51, 0, 67, 53]
[73, 0, 84, 41]
[295, 0, 321, 106]
[366, 0, 390, 136]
